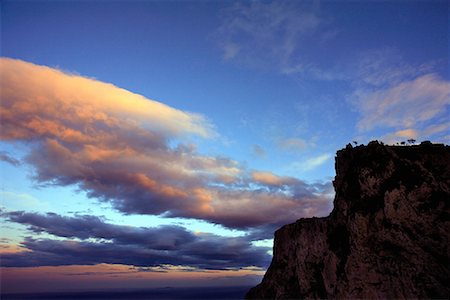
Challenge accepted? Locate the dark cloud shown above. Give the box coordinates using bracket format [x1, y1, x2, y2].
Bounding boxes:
[1, 211, 271, 269]
[0, 151, 20, 166]
[4, 211, 195, 250]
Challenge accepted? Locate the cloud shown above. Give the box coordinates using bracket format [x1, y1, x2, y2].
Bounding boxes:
[353, 74, 450, 132]
[349, 48, 450, 144]
[215, 1, 347, 82]
[3, 211, 195, 249]
[217, 1, 325, 74]
[277, 138, 307, 151]
[0, 58, 332, 233]
[251, 171, 286, 186]
[354, 47, 436, 88]
[393, 129, 419, 139]
[0, 58, 213, 140]
[380, 129, 419, 145]
[304, 154, 331, 170]
[1, 211, 271, 269]
[0, 151, 20, 166]
[250, 171, 318, 190]
[290, 154, 332, 172]
[423, 122, 450, 137]
[380, 124, 450, 145]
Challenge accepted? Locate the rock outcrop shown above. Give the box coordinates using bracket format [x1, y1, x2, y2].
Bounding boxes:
[247, 141, 449, 299]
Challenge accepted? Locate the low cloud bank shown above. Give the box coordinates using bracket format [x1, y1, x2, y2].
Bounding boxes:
[2, 211, 271, 269]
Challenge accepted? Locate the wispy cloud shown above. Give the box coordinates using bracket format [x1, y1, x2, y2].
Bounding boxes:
[302, 154, 331, 170]
[353, 74, 449, 132]
[0, 151, 20, 166]
[0, 58, 332, 236]
[423, 122, 450, 137]
[277, 137, 308, 152]
[287, 153, 332, 173]
[216, 1, 353, 82]
[217, 1, 328, 75]
[354, 48, 437, 88]
[349, 48, 450, 144]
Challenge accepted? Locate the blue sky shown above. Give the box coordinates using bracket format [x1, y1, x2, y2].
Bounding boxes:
[1, 0, 449, 293]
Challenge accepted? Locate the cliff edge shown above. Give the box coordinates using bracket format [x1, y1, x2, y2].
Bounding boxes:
[246, 141, 449, 299]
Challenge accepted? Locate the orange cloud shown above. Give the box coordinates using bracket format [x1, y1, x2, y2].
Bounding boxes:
[251, 171, 285, 186]
[0, 58, 213, 139]
[0, 58, 332, 232]
[394, 129, 418, 139]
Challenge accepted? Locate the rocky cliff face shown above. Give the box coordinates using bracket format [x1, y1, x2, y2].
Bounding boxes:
[247, 141, 449, 299]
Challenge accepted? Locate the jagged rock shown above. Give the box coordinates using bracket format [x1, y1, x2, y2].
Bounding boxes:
[247, 141, 449, 299]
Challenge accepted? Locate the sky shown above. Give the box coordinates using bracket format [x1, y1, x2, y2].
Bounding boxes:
[0, 0, 449, 294]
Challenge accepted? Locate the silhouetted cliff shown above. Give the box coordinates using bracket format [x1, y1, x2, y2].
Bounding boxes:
[247, 141, 449, 299]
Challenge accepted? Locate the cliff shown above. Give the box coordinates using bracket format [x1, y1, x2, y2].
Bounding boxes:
[246, 141, 449, 299]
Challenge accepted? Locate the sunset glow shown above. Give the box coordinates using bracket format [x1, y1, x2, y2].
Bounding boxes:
[1, 0, 448, 296]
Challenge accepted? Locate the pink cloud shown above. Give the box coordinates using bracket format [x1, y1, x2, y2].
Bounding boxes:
[354, 74, 450, 132]
[0, 58, 332, 232]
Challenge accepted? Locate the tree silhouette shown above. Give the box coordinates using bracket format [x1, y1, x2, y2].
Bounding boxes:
[407, 139, 416, 145]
